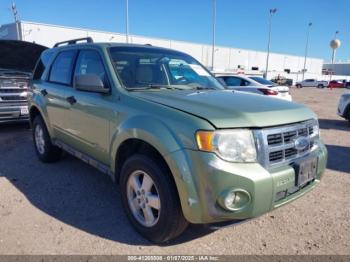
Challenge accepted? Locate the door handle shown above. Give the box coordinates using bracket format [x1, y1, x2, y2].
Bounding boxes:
[40, 89, 48, 96]
[66, 96, 77, 105]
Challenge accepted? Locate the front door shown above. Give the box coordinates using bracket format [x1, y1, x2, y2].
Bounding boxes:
[64, 49, 114, 165]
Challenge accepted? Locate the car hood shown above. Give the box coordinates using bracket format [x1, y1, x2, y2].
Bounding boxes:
[0, 40, 47, 73]
[133, 90, 316, 128]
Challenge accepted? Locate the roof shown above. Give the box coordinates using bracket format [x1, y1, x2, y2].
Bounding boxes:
[52, 41, 188, 55]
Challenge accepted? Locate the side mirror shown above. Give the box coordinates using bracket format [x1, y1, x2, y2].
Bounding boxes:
[74, 74, 109, 94]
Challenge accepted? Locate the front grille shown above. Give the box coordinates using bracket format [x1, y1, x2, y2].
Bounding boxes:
[0, 79, 28, 89]
[257, 119, 319, 168]
[285, 148, 297, 158]
[0, 95, 27, 102]
[0, 88, 28, 93]
[0, 78, 29, 105]
[284, 131, 297, 143]
[267, 134, 282, 145]
[269, 150, 283, 161]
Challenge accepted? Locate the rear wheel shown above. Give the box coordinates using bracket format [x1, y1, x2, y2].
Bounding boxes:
[120, 154, 188, 243]
[317, 84, 324, 88]
[346, 107, 350, 123]
[32, 115, 62, 162]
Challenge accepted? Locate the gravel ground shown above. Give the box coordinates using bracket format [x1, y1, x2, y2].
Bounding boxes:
[0, 87, 349, 255]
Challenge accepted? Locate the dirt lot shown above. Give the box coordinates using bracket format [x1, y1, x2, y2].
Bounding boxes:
[0, 87, 349, 255]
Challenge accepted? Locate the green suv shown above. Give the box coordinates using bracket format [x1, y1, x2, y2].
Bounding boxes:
[28, 38, 327, 243]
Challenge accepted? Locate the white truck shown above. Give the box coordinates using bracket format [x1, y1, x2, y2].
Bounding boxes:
[295, 79, 328, 88]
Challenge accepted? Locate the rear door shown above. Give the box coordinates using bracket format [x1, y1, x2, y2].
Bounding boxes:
[44, 50, 77, 140]
[64, 49, 113, 164]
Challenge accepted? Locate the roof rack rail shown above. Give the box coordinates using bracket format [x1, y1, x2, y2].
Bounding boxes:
[53, 37, 94, 47]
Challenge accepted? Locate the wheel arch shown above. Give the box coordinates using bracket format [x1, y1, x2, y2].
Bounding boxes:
[29, 105, 54, 138]
[114, 138, 172, 184]
[345, 103, 350, 119]
[109, 115, 191, 176]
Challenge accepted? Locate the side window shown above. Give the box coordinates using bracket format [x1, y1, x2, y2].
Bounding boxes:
[242, 80, 251, 86]
[225, 77, 242, 86]
[74, 50, 108, 87]
[33, 50, 53, 80]
[49, 51, 77, 85]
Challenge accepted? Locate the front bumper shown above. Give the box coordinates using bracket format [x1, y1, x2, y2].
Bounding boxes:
[166, 141, 327, 224]
[0, 104, 29, 123]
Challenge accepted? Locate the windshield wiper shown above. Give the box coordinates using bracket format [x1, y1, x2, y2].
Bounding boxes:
[191, 86, 216, 90]
[127, 84, 189, 91]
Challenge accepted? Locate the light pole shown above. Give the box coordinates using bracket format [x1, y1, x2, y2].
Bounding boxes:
[302, 22, 312, 81]
[211, 0, 217, 70]
[264, 8, 277, 79]
[125, 0, 129, 43]
[11, 2, 21, 40]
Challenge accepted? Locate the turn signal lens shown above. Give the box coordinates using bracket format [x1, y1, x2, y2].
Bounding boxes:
[196, 131, 214, 152]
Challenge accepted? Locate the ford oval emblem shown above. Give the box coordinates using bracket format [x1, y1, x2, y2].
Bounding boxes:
[294, 137, 310, 151]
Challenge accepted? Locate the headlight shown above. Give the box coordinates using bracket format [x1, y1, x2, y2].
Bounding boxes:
[312, 120, 320, 137]
[196, 129, 257, 162]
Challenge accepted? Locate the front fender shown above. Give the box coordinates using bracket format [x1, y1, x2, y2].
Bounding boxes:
[110, 115, 203, 222]
[110, 115, 186, 173]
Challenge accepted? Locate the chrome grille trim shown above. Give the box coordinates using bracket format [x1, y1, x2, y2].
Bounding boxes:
[254, 119, 319, 169]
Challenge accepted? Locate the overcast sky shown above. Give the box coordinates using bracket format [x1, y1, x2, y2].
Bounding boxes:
[0, 0, 349, 62]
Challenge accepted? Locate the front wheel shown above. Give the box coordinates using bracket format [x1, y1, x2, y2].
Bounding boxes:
[120, 154, 188, 243]
[317, 84, 324, 88]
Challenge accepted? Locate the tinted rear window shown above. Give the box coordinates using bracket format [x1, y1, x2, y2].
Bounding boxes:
[33, 50, 54, 80]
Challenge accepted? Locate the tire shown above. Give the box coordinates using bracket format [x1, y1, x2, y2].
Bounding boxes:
[120, 154, 188, 243]
[346, 107, 350, 123]
[32, 115, 62, 162]
[296, 84, 302, 88]
[317, 84, 324, 88]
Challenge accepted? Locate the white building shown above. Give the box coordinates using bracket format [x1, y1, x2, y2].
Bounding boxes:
[0, 21, 324, 82]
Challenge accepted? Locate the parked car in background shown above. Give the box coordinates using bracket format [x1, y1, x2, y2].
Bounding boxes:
[270, 76, 293, 87]
[215, 74, 292, 101]
[249, 76, 291, 99]
[328, 80, 346, 89]
[337, 93, 350, 122]
[0, 40, 47, 123]
[29, 38, 327, 243]
[295, 79, 328, 88]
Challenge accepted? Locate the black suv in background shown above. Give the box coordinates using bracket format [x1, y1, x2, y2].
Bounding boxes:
[0, 40, 46, 123]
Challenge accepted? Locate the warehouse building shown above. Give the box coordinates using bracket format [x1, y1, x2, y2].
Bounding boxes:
[0, 20, 325, 82]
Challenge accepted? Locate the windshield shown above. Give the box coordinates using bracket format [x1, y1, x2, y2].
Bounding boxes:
[250, 77, 275, 86]
[109, 46, 224, 90]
